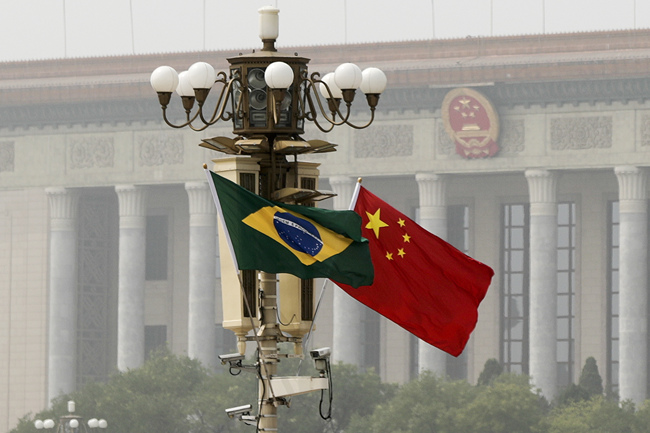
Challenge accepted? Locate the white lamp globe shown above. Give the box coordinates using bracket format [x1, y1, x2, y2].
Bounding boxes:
[43, 420, 56, 429]
[319, 73, 343, 99]
[334, 63, 362, 90]
[150, 66, 179, 93]
[88, 419, 98, 428]
[188, 62, 216, 89]
[98, 419, 108, 429]
[69, 419, 79, 429]
[264, 62, 294, 89]
[176, 71, 195, 97]
[360, 67, 387, 94]
[34, 420, 44, 429]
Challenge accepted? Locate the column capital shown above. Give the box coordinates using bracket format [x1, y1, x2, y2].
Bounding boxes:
[615, 166, 647, 213]
[115, 185, 147, 229]
[525, 169, 558, 216]
[415, 172, 447, 208]
[185, 182, 216, 227]
[328, 176, 357, 211]
[45, 187, 78, 231]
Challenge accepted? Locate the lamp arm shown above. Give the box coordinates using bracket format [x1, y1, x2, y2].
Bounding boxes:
[302, 78, 349, 127]
[299, 93, 334, 133]
[161, 106, 202, 129]
[200, 72, 236, 125]
[299, 89, 335, 133]
[343, 107, 376, 130]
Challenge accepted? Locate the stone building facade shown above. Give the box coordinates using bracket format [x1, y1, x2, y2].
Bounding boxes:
[2, 28, 650, 429]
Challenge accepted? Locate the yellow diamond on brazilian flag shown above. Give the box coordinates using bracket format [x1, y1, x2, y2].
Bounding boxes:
[243, 206, 353, 265]
[206, 170, 374, 288]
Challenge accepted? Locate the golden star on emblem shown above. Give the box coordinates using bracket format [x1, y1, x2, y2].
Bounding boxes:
[385, 251, 393, 260]
[365, 208, 389, 238]
[397, 248, 406, 258]
[458, 97, 471, 109]
[397, 218, 406, 227]
[403, 233, 411, 243]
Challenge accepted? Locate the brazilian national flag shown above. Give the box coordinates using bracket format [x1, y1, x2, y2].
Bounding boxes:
[206, 169, 374, 288]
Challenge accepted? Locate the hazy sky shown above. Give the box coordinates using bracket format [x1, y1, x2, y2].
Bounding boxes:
[1, 0, 649, 62]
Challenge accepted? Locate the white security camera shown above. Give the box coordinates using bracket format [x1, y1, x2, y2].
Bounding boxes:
[310, 347, 331, 359]
[225, 404, 252, 419]
[219, 353, 245, 364]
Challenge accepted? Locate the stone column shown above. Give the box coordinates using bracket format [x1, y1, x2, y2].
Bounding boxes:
[45, 187, 78, 403]
[525, 169, 558, 400]
[329, 176, 364, 366]
[415, 173, 448, 376]
[615, 166, 648, 405]
[185, 182, 217, 369]
[115, 185, 147, 371]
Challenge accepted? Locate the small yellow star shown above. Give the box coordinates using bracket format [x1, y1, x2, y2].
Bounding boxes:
[397, 218, 406, 227]
[365, 208, 389, 239]
[385, 251, 393, 260]
[397, 248, 406, 258]
[403, 233, 411, 243]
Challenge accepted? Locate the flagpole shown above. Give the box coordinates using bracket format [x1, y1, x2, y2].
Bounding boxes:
[348, 177, 362, 210]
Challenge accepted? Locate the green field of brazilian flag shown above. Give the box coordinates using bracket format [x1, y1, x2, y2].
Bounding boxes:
[206, 169, 374, 288]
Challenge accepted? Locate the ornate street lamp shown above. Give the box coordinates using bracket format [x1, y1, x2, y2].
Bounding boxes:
[149, 6, 387, 164]
[150, 7, 386, 433]
[34, 401, 107, 433]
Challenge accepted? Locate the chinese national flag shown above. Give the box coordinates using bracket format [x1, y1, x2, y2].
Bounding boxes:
[333, 186, 494, 357]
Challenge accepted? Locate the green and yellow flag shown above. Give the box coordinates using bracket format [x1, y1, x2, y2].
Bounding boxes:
[205, 169, 374, 288]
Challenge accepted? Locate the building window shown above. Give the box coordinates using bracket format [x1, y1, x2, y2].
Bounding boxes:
[362, 308, 381, 374]
[447, 204, 469, 380]
[76, 193, 116, 387]
[557, 202, 576, 389]
[409, 334, 419, 381]
[146, 215, 168, 281]
[607, 201, 620, 394]
[501, 203, 529, 374]
[145, 325, 167, 360]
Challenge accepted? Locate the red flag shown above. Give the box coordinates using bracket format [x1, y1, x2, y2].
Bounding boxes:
[333, 186, 494, 357]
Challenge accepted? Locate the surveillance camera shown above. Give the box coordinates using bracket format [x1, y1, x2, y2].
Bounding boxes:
[241, 415, 258, 426]
[310, 347, 331, 359]
[219, 353, 245, 364]
[225, 404, 252, 419]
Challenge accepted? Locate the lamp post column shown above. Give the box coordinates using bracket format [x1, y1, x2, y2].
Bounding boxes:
[615, 166, 648, 405]
[329, 176, 364, 367]
[185, 182, 217, 369]
[415, 173, 448, 376]
[115, 185, 147, 371]
[45, 187, 79, 403]
[525, 169, 558, 400]
[258, 271, 279, 432]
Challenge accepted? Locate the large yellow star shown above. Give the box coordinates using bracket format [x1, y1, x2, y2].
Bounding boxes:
[365, 208, 389, 239]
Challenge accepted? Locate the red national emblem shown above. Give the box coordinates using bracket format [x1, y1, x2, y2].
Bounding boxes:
[441, 88, 499, 158]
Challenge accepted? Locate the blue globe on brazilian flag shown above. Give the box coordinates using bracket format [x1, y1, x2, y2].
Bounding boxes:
[206, 169, 374, 288]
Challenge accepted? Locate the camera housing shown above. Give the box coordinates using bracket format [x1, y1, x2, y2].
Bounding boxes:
[309, 347, 331, 359]
[225, 404, 252, 419]
[219, 353, 245, 364]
